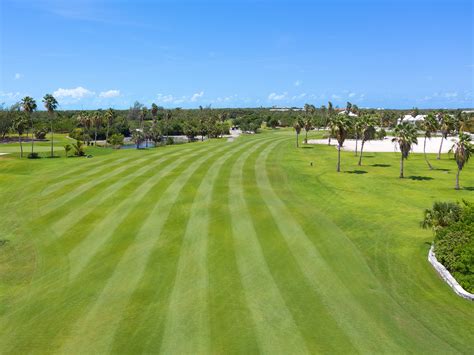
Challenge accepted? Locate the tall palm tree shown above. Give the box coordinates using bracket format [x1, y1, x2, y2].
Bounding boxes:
[437, 112, 453, 160]
[327, 101, 334, 145]
[140, 106, 148, 130]
[293, 117, 302, 148]
[332, 114, 351, 172]
[21, 96, 37, 155]
[392, 122, 418, 178]
[303, 116, 312, 144]
[104, 108, 116, 147]
[358, 115, 377, 166]
[92, 111, 102, 146]
[42, 94, 58, 157]
[151, 103, 158, 127]
[353, 116, 363, 156]
[13, 113, 28, 158]
[421, 113, 439, 170]
[449, 133, 473, 190]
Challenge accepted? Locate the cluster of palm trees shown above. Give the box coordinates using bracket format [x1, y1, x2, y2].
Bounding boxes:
[17, 95, 58, 158]
[75, 108, 117, 147]
[294, 104, 473, 190]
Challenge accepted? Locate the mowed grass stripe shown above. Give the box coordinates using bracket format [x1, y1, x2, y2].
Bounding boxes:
[0, 147, 209, 334]
[254, 141, 402, 353]
[158, 137, 271, 354]
[60, 138, 257, 353]
[242, 147, 356, 353]
[49, 146, 206, 237]
[41, 156, 136, 198]
[106, 138, 270, 354]
[42, 145, 202, 197]
[40, 156, 152, 215]
[228, 139, 309, 354]
[65, 146, 217, 280]
[207, 148, 260, 354]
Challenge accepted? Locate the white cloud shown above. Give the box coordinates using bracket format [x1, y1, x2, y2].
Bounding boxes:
[0, 91, 21, 101]
[190, 91, 204, 102]
[53, 86, 95, 99]
[348, 92, 356, 98]
[331, 94, 341, 100]
[444, 92, 458, 98]
[294, 80, 302, 87]
[291, 93, 307, 100]
[268, 92, 288, 101]
[156, 94, 175, 103]
[99, 89, 120, 98]
[14, 73, 23, 80]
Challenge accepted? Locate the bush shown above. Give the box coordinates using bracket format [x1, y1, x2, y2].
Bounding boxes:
[166, 136, 174, 145]
[27, 152, 40, 159]
[73, 141, 86, 156]
[423, 201, 474, 292]
[34, 129, 47, 140]
[107, 133, 124, 148]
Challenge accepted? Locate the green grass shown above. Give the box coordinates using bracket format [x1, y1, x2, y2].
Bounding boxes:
[0, 129, 473, 354]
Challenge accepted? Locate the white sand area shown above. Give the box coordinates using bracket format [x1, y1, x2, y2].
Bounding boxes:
[308, 136, 460, 154]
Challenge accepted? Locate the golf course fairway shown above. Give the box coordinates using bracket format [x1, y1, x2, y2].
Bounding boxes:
[0, 130, 473, 353]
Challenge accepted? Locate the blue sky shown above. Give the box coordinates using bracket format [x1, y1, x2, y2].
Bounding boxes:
[0, 0, 472, 109]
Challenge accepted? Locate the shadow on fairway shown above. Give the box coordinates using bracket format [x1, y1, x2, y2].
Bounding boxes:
[301, 146, 314, 149]
[346, 170, 368, 174]
[371, 164, 391, 167]
[434, 168, 450, 172]
[408, 176, 434, 181]
[463, 186, 474, 191]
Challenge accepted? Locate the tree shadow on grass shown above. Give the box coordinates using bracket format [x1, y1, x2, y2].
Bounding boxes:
[434, 168, 450, 172]
[301, 146, 314, 149]
[371, 164, 391, 167]
[346, 170, 368, 174]
[408, 176, 434, 181]
[462, 187, 474, 191]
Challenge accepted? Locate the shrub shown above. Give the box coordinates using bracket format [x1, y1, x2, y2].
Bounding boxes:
[422, 201, 474, 292]
[166, 136, 174, 145]
[27, 152, 40, 159]
[73, 140, 86, 156]
[34, 129, 47, 140]
[107, 133, 124, 148]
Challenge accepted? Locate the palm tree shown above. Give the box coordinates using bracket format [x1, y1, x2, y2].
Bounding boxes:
[21, 96, 37, 155]
[92, 111, 102, 146]
[42, 94, 59, 157]
[132, 129, 144, 149]
[104, 108, 116, 147]
[437, 112, 453, 160]
[358, 115, 377, 166]
[303, 116, 312, 144]
[332, 114, 351, 172]
[421, 113, 439, 170]
[13, 113, 28, 158]
[293, 117, 302, 148]
[327, 101, 334, 145]
[64, 144, 72, 158]
[140, 106, 148, 130]
[353, 116, 363, 156]
[392, 122, 418, 178]
[449, 133, 473, 190]
[421, 201, 461, 231]
[151, 103, 158, 127]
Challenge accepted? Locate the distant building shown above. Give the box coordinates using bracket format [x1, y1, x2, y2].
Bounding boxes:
[269, 107, 304, 112]
[337, 110, 358, 117]
[398, 114, 426, 124]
